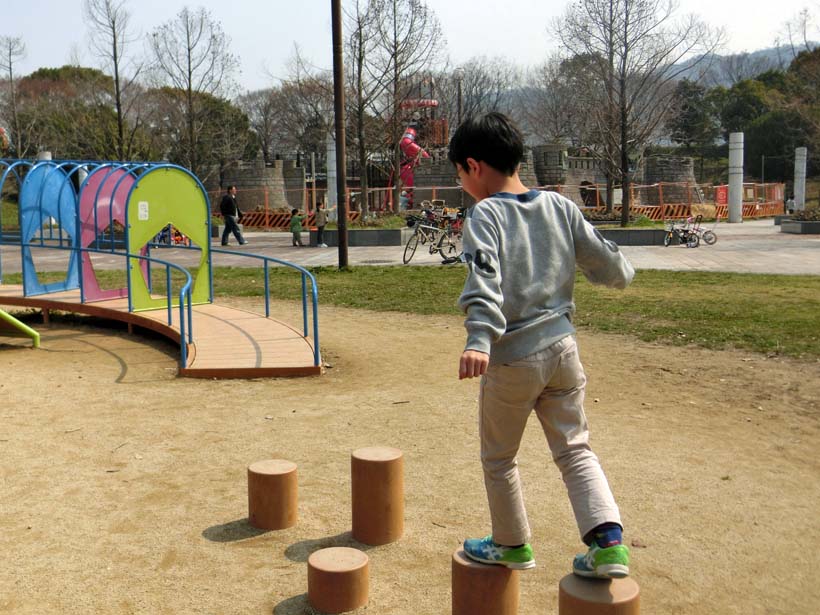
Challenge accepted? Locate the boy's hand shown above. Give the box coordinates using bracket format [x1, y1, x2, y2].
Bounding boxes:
[459, 350, 489, 379]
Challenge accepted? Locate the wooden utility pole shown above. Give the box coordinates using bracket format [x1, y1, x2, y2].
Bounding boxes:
[331, 0, 349, 268]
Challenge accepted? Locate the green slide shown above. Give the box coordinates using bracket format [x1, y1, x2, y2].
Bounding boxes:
[0, 308, 40, 348]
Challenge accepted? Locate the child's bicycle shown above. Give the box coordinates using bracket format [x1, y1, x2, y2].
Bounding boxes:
[663, 215, 717, 248]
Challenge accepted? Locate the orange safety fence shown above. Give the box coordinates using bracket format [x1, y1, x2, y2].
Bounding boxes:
[537, 181, 785, 221]
[207, 182, 786, 229]
[208, 187, 361, 230]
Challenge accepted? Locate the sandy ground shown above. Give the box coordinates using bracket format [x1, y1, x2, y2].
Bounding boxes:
[1, 300, 819, 614]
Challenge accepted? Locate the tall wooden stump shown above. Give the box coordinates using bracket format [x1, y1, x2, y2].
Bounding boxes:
[308, 547, 369, 614]
[559, 574, 640, 615]
[247, 459, 297, 530]
[351, 446, 404, 545]
[451, 549, 519, 615]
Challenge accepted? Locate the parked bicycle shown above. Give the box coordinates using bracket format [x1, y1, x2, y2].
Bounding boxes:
[403, 207, 464, 264]
[663, 215, 717, 248]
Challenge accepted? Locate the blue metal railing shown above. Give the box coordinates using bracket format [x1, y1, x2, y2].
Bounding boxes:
[208, 247, 321, 367]
[17, 242, 194, 368]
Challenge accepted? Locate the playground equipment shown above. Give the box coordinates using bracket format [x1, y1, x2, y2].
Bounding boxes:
[308, 547, 369, 613]
[452, 549, 519, 615]
[385, 98, 449, 208]
[558, 574, 640, 614]
[0, 307, 39, 348]
[351, 446, 404, 546]
[247, 459, 298, 530]
[0, 157, 321, 377]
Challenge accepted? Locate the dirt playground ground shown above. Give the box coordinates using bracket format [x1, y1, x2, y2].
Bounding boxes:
[1, 299, 819, 614]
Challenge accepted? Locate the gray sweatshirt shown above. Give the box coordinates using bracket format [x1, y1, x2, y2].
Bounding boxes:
[458, 189, 635, 365]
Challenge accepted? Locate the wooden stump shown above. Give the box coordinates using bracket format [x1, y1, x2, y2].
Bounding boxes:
[559, 574, 640, 615]
[308, 547, 369, 614]
[451, 549, 519, 615]
[247, 459, 297, 530]
[351, 446, 404, 545]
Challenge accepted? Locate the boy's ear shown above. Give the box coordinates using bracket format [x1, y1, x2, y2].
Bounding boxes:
[465, 157, 481, 175]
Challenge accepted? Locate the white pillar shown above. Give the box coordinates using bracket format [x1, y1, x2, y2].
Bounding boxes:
[794, 147, 807, 212]
[728, 132, 744, 223]
[326, 132, 337, 209]
[36, 151, 52, 160]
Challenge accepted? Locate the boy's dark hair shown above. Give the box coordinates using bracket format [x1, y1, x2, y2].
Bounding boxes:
[226, 185, 236, 192]
[291, 208, 298, 215]
[448, 112, 524, 176]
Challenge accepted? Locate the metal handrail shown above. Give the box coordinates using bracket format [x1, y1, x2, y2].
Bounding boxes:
[210, 247, 320, 367]
[17, 241, 194, 368]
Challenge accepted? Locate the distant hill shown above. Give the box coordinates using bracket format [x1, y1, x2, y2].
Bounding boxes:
[674, 43, 819, 87]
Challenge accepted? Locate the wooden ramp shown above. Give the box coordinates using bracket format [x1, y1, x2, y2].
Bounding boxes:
[0, 285, 321, 378]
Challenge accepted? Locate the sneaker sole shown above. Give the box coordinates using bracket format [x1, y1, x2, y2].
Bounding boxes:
[463, 550, 536, 570]
[573, 564, 630, 579]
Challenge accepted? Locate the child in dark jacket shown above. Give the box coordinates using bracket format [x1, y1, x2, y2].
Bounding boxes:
[289, 208, 305, 247]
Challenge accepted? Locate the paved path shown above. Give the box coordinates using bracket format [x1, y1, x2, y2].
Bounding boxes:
[2, 219, 818, 276]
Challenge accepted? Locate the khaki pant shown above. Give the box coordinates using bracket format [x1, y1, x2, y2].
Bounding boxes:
[479, 335, 621, 545]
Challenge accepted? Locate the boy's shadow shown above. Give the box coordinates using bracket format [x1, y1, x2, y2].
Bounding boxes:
[201, 518, 268, 542]
[284, 531, 372, 563]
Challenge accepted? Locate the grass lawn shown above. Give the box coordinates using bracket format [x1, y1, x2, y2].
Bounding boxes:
[6, 266, 819, 359]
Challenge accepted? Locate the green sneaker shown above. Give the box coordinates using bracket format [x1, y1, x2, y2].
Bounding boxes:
[572, 542, 630, 579]
[463, 535, 536, 570]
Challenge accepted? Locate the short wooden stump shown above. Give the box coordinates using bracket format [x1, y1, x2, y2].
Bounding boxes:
[308, 547, 369, 614]
[559, 574, 640, 615]
[351, 446, 404, 545]
[451, 549, 519, 615]
[247, 459, 297, 530]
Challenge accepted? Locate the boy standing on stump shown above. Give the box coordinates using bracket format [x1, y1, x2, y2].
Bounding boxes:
[450, 112, 634, 578]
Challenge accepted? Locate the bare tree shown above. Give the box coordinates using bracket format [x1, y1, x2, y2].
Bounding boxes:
[782, 7, 819, 59]
[436, 57, 520, 127]
[84, 0, 143, 160]
[716, 52, 779, 86]
[345, 0, 389, 213]
[369, 0, 445, 206]
[148, 7, 238, 177]
[517, 54, 598, 147]
[0, 35, 26, 157]
[278, 47, 335, 158]
[554, 0, 724, 225]
[236, 88, 281, 162]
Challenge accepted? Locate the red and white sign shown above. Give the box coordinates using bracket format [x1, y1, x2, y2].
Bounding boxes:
[715, 185, 728, 205]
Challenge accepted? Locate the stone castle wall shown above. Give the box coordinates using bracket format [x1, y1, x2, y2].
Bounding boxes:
[532, 146, 697, 207]
[220, 155, 306, 212]
[411, 152, 539, 208]
[641, 157, 697, 205]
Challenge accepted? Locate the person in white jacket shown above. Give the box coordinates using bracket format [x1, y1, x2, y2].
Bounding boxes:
[450, 112, 634, 580]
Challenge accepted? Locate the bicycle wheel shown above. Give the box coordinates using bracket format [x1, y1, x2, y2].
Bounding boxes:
[447, 232, 464, 261]
[686, 233, 700, 248]
[428, 229, 442, 254]
[702, 230, 717, 245]
[403, 233, 420, 264]
[437, 231, 462, 263]
[663, 231, 673, 247]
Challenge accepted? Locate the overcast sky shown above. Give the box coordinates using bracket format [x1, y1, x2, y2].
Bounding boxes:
[2, 0, 816, 93]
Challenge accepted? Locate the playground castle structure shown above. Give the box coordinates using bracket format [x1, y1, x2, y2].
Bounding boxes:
[0, 158, 321, 377]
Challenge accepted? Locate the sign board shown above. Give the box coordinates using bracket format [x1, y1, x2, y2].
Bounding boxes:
[715, 185, 728, 205]
[138, 201, 149, 221]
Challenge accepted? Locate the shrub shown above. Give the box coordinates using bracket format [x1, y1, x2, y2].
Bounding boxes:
[792, 207, 820, 221]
